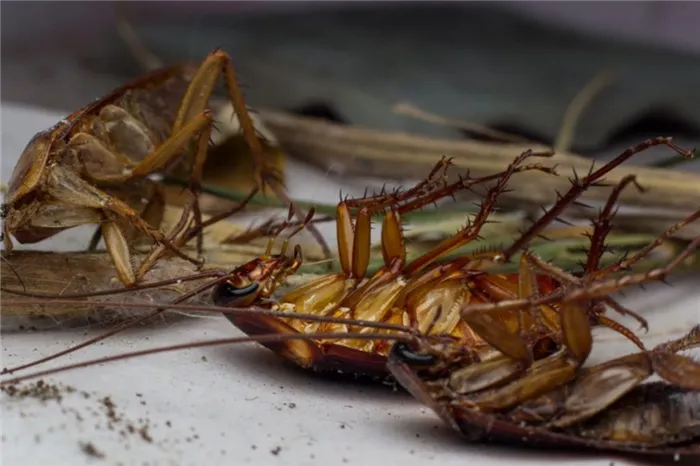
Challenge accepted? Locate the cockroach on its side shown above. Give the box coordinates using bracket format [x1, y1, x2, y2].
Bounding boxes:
[211, 138, 696, 379]
[0, 48, 323, 288]
[381, 211, 700, 457]
[387, 310, 700, 456]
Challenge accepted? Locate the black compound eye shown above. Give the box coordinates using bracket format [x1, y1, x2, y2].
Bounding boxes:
[389, 341, 438, 366]
[212, 281, 260, 306]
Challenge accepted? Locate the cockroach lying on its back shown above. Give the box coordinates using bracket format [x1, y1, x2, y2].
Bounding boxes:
[210, 138, 697, 379]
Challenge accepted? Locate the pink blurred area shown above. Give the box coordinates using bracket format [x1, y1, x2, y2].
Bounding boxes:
[3, 1, 700, 55]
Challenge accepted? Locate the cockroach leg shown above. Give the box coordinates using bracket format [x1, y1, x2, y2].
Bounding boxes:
[45, 165, 204, 285]
[460, 213, 700, 318]
[502, 137, 695, 260]
[179, 48, 329, 259]
[401, 149, 557, 276]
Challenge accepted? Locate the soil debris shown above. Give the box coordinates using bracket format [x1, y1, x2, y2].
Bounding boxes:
[79, 441, 106, 459]
[1, 379, 74, 403]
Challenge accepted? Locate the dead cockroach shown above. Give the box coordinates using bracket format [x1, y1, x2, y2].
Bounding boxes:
[387, 312, 700, 456]
[380, 212, 700, 454]
[211, 138, 697, 378]
[0, 48, 324, 288]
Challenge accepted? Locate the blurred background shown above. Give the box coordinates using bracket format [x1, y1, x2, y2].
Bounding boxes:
[3, 1, 700, 158]
[5, 2, 700, 53]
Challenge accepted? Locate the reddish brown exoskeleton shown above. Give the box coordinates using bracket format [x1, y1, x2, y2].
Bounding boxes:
[211, 138, 696, 379]
[0, 48, 323, 287]
[386, 256, 700, 456]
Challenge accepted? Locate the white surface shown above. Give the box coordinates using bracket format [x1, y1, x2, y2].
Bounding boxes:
[2, 103, 700, 466]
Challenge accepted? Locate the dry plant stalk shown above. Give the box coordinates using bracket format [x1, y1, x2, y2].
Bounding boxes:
[256, 109, 699, 213]
[0, 205, 328, 330]
[1, 251, 211, 330]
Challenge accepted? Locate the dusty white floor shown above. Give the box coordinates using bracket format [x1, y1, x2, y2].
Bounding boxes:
[2, 103, 699, 466]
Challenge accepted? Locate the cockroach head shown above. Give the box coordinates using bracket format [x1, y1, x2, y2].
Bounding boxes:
[212, 246, 303, 308]
[388, 334, 476, 376]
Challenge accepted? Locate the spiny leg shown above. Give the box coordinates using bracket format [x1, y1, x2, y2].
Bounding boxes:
[134, 200, 197, 281]
[506, 175, 653, 347]
[589, 208, 700, 280]
[344, 156, 453, 210]
[458, 217, 700, 324]
[403, 149, 557, 276]
[334, 156, 500, 299]
[128, 178, 258, 284]
[180, 49, 329, 259]
[501, 137, 695, 260]
[457, 140, 697, 344]
[346, 150, 560, 327]
[338, 152, 555, 310]
[46, 166, 203, 286]
[76, 110, 216, 261]
[582, 175, 643, 275]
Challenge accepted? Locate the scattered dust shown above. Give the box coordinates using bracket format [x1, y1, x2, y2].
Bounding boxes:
[1, 379, 74, 403]
[4, 380, 199, 456]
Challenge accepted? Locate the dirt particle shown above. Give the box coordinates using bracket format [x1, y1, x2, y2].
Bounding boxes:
[270, 446, 282, 456]
[100, 396, 120, 424]
[79, 441, 105, 459]
[138, 424, 153, 443]
[288, 402, 296, 409]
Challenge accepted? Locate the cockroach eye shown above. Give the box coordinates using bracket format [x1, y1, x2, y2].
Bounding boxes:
[212, 281, 260, 306]
[389, 342, 438, 366]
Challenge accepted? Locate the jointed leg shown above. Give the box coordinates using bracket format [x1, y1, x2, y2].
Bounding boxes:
[74, 110, 215, 262]
[173, 49, 330, 259]
[403, 149, 557, 276]
[46, 166, 203, 286]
